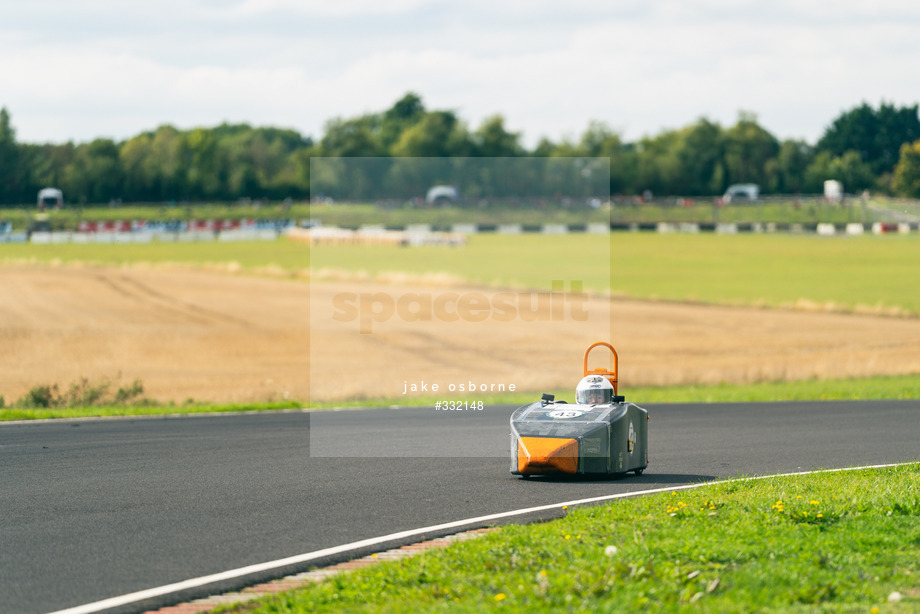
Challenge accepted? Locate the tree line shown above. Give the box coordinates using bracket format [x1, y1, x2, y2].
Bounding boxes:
[1, 93, 919, 206]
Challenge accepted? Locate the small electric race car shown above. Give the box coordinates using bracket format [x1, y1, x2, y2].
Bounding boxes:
[510, 342, 648, 478]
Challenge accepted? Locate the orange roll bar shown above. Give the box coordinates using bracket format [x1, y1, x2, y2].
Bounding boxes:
[583, 341, 619, 395]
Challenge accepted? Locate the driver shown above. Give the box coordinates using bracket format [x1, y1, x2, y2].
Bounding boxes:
[575, 375, 614, 405]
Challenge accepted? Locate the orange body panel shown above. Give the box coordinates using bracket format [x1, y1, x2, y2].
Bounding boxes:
[517, 437, 579, 474]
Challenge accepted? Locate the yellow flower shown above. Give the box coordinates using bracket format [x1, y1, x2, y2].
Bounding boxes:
[495, 593, 507, 601]
[810, 500, 820, 506]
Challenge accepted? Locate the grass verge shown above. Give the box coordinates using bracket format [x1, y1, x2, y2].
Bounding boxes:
[0, 401, 303, 422]
[3, 374, 917, 421]
[222, 463, 920, 613]
[3, 196, 912, 231]
[307, 373, 920, 410]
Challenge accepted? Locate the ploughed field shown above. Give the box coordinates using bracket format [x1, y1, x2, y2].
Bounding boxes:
[2, 263, 920, 404]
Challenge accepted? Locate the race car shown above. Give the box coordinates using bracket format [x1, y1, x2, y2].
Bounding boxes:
[510, 341, 649, 478]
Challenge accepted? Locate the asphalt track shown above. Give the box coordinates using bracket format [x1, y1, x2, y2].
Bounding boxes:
[2, 400, 919, 613]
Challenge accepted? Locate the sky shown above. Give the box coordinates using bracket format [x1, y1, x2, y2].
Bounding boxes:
[2, 0, 920, 148]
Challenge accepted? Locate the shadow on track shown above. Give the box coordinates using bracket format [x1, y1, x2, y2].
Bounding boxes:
[515, 472, 717, 484]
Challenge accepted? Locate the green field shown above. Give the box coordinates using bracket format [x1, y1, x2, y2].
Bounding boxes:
[0, 239, 312, 273]
[226, 464, 920, 613]
[310, 232, 920, 315]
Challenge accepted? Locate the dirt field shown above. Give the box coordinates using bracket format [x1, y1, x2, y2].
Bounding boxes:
[2, 264, 920, 404]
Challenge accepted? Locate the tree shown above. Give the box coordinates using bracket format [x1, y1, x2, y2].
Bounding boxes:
[577, 121, 630, 194]
[829, 150, 874, 192]
[119, 132, 156, 201]
[677, 118, 725, 195]
[7, 94, 918, 204]
[770, 140, 813, 193]
[0, 107, 24, 203]
[817, 102, 920, 175]
[723, 111, 779, 188]
[803, 150, 873, 194]
[892, 140, 920, 197]
[0, 108, 15, 163]
[391, 111, 470, 157]
[379, 92, 425, 150]
[472, 115, 523, 157]
[531, 137, 556, 158]
[19, 142, 75, 202]
[182, 127, 222, 199]
[147, 125, 185, 199]
[270, 147, 312, 197]
[318, 116, 385, 157]
[630, 130, 683, 196]
[63, 139, 123, 203]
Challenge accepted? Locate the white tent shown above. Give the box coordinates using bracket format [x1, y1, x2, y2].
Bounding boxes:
[37, 187, 63, 208]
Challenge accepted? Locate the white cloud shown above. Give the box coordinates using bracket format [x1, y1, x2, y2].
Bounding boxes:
[1, 0, 918, 145]
[224, 0, 438, 17]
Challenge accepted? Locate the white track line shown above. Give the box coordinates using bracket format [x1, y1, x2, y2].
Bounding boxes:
[49, 462, 910, 614]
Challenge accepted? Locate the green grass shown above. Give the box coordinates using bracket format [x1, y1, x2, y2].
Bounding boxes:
[607, 233, 920, 316]
[4, 374, 917, 421]
[0, 400, 303, 422]
[311, 233, 613, 292]
[311, 199, 878, 227]
[629, 373, 920, 404]
[0, 238, 312, 272]
[309, 203, 614, 227]
[611, 199, 873, 225]
[306, 374, 920, 409]
[3, 196, 903, 232]
[224, 463, 920, 613]
[311, 232, 920, 316]
[0, 202, 310, 231]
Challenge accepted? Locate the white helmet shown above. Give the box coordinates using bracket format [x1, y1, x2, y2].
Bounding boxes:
[576, 375, 613, 405]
